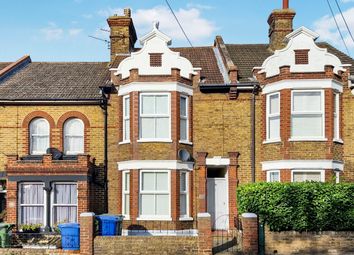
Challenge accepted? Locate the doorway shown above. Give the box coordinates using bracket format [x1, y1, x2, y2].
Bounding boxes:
[207, 167, 229, 230]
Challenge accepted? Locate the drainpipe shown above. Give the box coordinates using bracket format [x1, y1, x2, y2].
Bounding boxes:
[251, 86, 257, 183]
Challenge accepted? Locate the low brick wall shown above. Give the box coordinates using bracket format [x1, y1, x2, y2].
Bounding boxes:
[94, 236, 199, 255]
[265, 229, 354, 254]
[0, 249, 78, 255]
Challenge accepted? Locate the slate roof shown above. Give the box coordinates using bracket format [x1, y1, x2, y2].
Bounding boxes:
[0, 63, 11, 71]
[0, 62, 110, 100]
[226, 42, 354, 82]
[111, 47, 225, 85]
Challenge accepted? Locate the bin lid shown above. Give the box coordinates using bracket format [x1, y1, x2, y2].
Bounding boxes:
[96, 214, 124, 221]
[58, 223, 80, 228]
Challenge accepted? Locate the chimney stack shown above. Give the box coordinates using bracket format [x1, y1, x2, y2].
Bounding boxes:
[107, 8, 137, 63]
[268, 0, 296, 51]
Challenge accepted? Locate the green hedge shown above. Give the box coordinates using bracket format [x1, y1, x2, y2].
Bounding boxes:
[237, 182, 354, 232]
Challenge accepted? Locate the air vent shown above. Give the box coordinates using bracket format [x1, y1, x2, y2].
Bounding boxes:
[150, 53, 162, 67]
[294, 49, 310, 65]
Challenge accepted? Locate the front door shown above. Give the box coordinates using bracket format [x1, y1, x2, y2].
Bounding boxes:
[207, 168, 229, 230]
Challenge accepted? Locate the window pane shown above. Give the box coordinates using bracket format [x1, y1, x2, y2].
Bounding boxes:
[124, 119, 130, 140]
[293, 92, 321, 112]
[180, 173, 186, 192]
[31, 136, 49, 154]
[156, 118, 169, 138]
[53, 206, 77, 224]
[124, 97, 130, 117]
[156, 172, 168, 191]
[54, 184, 77, 204]
[124, 172, 130, 192]
[156, 195, 169, 215]
[180, 97, 187, 116]
[180, 119, 187, 140]
[141, 194, 155, 215]
[30, 118, 49, 135]
[269, 172, 280, 182]
[20, 206, 44, 225]
[180, 194, 187, 216]
[21, 184, 44, 204]
[268, 117, 280, 140]
[124, 194, 130, 215]
[269, 94, 279, 114]
[155, 95, 168, 114]
[293, 172, 321, 182]
[142, 172, 155, 191]
[292, 115, 322, 137]
[142, 95, 155, 114]
[64, 119, 84, 154]
[141, 118, 155, 138]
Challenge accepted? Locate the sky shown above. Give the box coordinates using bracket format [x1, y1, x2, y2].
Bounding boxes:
[1, 0, 354, 62]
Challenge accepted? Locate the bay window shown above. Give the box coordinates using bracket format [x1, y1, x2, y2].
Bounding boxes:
[63, 118, 84, 155]
[266, 93, 280, 141]
[139, 93, 170, 141]
[122, 171, 130, 217]
[291, 90, 324, 139]
[334, 93, 340, 141]
[139, 170, 170, 219]
[19, 183, 45, 225]
[292, 170, 323, 182]
[267, 171, 280, 182]
[51, 183, 77, 225]
[180, 172, 189, 218]
[180, 96, 188, 142]
[30, 118, 49, 155]
[123, 96, 130, 142]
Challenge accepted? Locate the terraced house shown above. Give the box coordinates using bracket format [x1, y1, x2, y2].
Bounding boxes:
[0, 0, 354, 236]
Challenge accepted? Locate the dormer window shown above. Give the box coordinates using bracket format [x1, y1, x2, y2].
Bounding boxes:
[139, 93, 170, 141]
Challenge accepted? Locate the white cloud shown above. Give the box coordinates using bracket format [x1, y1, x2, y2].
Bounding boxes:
[341, 0, 354, 3]
[313, 7, 354, 50]
[186, 3, 214, 10]
[68, 28, 82, 36]
[40, 23, 64, 41]
[133, 6, 216, 43]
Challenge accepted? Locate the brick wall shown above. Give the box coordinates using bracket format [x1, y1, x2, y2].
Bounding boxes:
[0, 249, 79, 255]
[265, 229, 354, 254]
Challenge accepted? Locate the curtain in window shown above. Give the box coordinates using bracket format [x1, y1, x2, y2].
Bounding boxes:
[180, 97, 188, 141]
[293, 172, 321, 182]
[52, 184, 77, 224]
[20, 183, 44, 224]
[64, 119, 84, 155]
[30, 118, 49, 155]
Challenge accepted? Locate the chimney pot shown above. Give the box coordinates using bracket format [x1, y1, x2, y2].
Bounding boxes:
[283, 0, 289, 9]
[124, 8, 131, 17]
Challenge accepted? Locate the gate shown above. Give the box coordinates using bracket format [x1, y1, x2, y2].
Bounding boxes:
[211, 214, 239, 254]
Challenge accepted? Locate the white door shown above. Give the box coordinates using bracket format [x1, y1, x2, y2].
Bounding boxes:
[207, 178, 229, 230]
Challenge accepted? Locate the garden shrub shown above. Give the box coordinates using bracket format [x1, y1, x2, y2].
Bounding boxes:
[237, 182, 354, 232]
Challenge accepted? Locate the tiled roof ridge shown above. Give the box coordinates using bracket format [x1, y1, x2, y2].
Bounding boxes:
[0, 55, 31, 79]
[31, 61, 108, 64]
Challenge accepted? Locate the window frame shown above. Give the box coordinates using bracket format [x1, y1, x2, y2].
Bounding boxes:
[18, 182, 46, 226]
[138, 170, 171, 220]
[290, 90, 325, 141]
[179, 171, 189, 219]
[291, 170, 325, 182]
[50, 182, 78, 226]
[122, 95, 130, 143]
[333, 92, 341, 141]
[122, 171, 130, 219]
[138, 92, 171, 142]
[63, 118, 84, 155]
[29, 118, 50, 155]
[266, 92, 281, 142]
[179, 95, 189, 143]
[266, 170, 280, 182]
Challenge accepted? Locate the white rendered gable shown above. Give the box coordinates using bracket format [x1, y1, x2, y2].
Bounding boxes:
[259, 26, 348, 78]
[114, 22, 197, 79]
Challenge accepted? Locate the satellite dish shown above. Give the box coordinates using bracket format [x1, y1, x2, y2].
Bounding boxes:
[178, 149, 191, 162]
[46, 148, 63, 160]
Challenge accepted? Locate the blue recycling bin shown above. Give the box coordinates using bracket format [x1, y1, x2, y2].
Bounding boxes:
[96, 215, 124, 236]
[58, 223, 80, 250]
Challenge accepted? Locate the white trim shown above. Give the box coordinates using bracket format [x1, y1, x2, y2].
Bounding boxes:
[179, 171, 189, 219]
[80, 212, 95, 217]
[290, 90, 325, 140]
[263, 139, 281, 144]
[179, 217, 193, 221]
[266, 92, 280, 142]
[285, 26, 319, 41]
[262, 79, 343, 95]
[137, 139, 172, 143]
[197, 212, 211, 218]
[139, 170, 171, 220]
[241, 213, 257, 218]
[179, 140, 193, 145]
[118, 82, 193, 96]
[333, 138, 344, 144]
[206, 157, 230, 166]
[334, 92, 341, 141]
[266, 170, 280, 182]
[122, 95, 130, 143]
[261, 160, 344, 171]
[118, 160, 194, 171]
[180, 95, 189, 142]
[291, 170, 325, 182]
[119, 140, 131, 145]
[122, 170, 130, 219]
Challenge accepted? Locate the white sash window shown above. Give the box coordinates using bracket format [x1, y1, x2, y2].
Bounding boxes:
[51, 183, 78, 225]
[123, 96, 130, 142]
[180, 172, 189, 218]
[19, 183, 45, 225]
[180, 96, 189, 142]
[266, 93, 280, 141]
[122, 171, 130, 217]
[64, 119, 84, 155]
[30, 118, 49, 155]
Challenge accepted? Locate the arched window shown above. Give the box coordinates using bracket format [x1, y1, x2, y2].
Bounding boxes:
[30, 118, 50, 155]
[64, 118, 84, 155]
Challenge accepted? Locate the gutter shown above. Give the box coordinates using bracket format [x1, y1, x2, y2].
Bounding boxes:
[200, 82, 260, 183]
